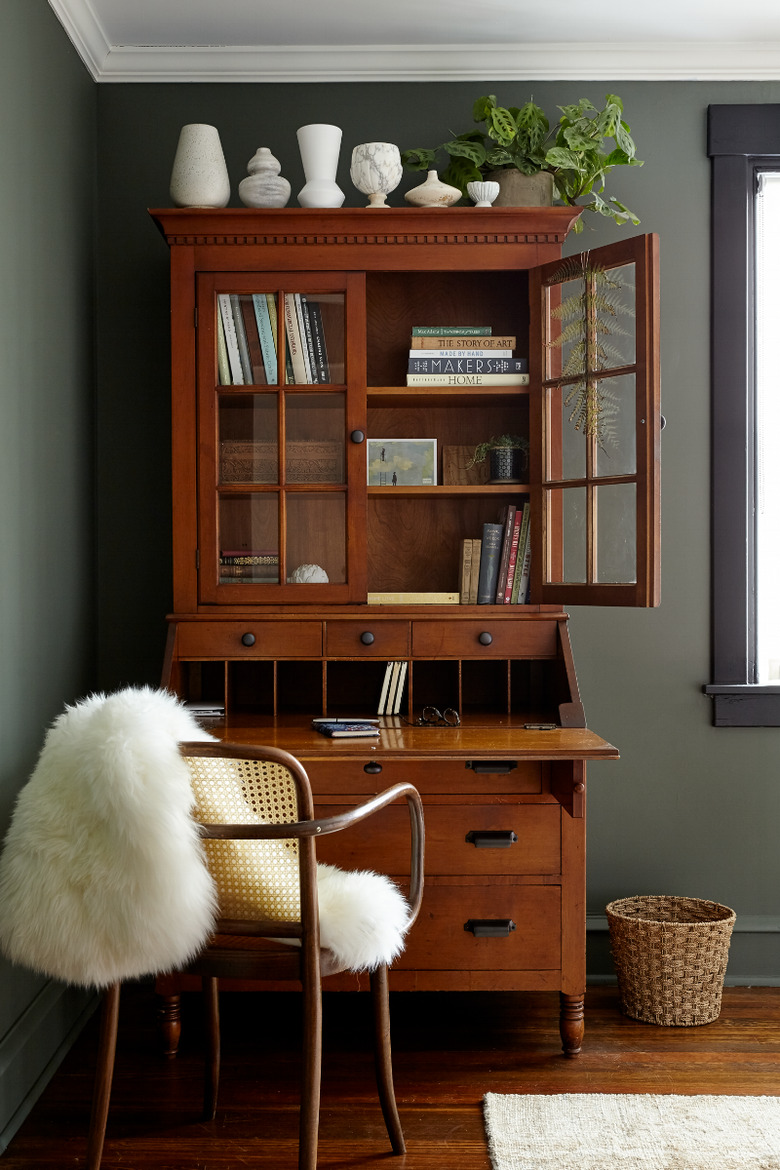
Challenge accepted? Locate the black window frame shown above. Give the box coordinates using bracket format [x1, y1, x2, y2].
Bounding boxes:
[706, 105, 780, 725]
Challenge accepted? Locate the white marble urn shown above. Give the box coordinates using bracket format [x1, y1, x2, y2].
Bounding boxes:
[350, 142, 403, 208]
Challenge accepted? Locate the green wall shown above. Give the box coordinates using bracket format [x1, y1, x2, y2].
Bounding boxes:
[0, 0, 98, 1149]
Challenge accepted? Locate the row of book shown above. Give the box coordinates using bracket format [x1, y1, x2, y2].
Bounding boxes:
[217, 292, 331, 387]
[406, 324, 529, 388]
[219, 549, 279, 581]
[459, 502, 531, 605]
[377, 661, 408, 715]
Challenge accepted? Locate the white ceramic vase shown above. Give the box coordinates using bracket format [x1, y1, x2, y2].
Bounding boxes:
[350, 142, 403, 208]
[296, 124, 345, 208]
[169, 124, 230, 209]
[467, 180, 500, 208]
[404, 170, 461, 209]
[238, 148, 291, 208]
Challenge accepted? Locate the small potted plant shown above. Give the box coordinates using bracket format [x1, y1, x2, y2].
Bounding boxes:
[468, 434, 529, 484]
[402, 93, 642, 231]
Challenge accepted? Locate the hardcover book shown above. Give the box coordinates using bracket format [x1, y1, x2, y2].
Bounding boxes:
[476, 523, 504, 604]
[410, 335, 516, 350]
[407, 357, 528, 375]
[411, 325, 491, 337]
[406, 373, 529, 386]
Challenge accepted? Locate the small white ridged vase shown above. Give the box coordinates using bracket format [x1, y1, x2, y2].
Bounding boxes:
[169, 124, 230, 208]
[296, 124, 345, 208]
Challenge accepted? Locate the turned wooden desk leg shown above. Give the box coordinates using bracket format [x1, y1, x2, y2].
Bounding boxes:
[158, 992, 182, 1057]
[559, 992, 584, 1057]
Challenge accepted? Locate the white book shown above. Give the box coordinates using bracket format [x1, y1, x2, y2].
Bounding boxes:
[377, 661, 394, 715]
[217, 293, 244, 384]
[393, 662, 408, 715]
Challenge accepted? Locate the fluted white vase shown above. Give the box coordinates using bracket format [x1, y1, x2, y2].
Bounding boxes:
[350, 142, 403, 208]
[296, 124, 345, 208]
[169, 124, 230, 208]
[467, 180, 500, 207]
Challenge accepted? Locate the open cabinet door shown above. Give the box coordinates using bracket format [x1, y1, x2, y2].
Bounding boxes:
[529, 234, 660, 607]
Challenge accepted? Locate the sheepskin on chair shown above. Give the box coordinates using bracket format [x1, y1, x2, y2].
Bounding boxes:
[0, 687, 411, 987]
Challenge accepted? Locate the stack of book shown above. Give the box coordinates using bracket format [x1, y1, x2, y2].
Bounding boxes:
[459, 502, 531, 605]
[377, 661, 408, 715]
[217, 292, 330, 386]
[219, 550, 279, 582]
[312, 718, 379, 739]
[406, 325, 529, 388]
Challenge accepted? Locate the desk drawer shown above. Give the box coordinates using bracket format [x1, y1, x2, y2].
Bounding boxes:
[176, 621, 322, 658]
[313, 802, 560, 876]
[397, 884, 560, 971]
[305, 757, 543, 796]
[412, 620, 558, 658]
[325, 620, 409, 657]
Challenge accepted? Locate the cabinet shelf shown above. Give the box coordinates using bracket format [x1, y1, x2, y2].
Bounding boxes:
[368, 484, 530, 497]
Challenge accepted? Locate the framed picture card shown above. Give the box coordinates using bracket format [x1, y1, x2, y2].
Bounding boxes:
[367, 438, 437, 486]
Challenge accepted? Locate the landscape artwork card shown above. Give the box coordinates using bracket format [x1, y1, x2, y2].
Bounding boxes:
[367, 438, 437, 486]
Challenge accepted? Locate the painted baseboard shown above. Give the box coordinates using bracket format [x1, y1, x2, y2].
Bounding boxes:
[0, 980, 97, 1152]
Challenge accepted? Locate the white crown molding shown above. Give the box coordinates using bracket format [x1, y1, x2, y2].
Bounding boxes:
[48, 0, 112, 78]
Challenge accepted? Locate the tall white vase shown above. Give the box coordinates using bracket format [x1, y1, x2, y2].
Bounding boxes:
[296, 124, 345, 208]
[169, 124, 230, 208]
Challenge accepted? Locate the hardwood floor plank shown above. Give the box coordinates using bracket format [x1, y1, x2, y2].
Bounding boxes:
[3, 983, 779, 1168]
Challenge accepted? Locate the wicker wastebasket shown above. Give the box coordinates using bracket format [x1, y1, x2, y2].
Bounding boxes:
[605, 895, 736, 1026]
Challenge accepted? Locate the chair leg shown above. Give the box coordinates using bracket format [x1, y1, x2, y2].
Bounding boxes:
[202, 976, 220, 1121]
[85, 982, 121, 1170]
[369, 964, 405, 1154]
[299, 972, 322, 1170]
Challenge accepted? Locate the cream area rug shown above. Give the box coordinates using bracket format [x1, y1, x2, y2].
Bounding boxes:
[483, 1093, 780, 1170]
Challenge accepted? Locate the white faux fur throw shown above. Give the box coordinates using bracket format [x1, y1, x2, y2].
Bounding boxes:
[0, 687, 411, 987]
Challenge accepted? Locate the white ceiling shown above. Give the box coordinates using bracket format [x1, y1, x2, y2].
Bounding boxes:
[49, 0, 780, 82]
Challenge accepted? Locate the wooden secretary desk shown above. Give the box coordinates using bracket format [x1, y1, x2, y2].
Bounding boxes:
[151, 206, 660, 1056]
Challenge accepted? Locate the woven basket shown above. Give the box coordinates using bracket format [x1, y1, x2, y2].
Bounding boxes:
[605, 895, 736, 1026]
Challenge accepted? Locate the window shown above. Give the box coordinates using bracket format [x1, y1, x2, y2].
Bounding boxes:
[706, 105, 780, 725]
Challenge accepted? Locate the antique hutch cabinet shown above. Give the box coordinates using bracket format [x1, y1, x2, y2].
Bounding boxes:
[151, 206, 660, 1055]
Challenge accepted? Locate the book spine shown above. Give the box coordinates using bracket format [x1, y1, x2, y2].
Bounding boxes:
[216, 308, 231, 385]
[516, 524, 532, 604]
[294, 293, 315, 383]
[410, 335, 516, 350]
[503, 508, 523, 603]
[408, 357, 528, 375]
[393, 662, 408, 715]
[283, 294, 305, 382]
[230, 295, 253, 383]
[217, 294, 244, 384]
[510, 508, 531, 603]
[385, 662, 402, 713]
[253, 294, 278, 383]
[494, 505, 517, 603]
[306, 299, 331, 382]
[408, 347, 514, 359]
[240, 297, 266, 384]
[468, 539, 482, 605]
[406, 373, 529, 386]
[411, 325, 492, 336]
[476, 523, 504, 604]
[460, 538, 473, 605]
[377, 661, 393, 715]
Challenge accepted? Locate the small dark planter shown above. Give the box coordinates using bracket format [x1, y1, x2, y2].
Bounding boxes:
[488, 446, 526, 484]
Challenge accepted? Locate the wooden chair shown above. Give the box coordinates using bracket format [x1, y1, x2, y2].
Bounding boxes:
[85, 740, 424, 1170]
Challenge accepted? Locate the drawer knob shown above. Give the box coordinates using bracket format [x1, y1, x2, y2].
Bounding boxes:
[240, 632, 256, 647]
[478, 631, 493, 646]
[465, 830, 518, 849]
[363, 762, 383, 774]
[467, 761, 517, 774]
[360, 631, 375, 645]
[350, 429, 365, 444]
[464, 919, 516, 938]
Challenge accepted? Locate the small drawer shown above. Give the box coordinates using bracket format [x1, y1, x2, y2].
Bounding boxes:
[325, 620, 409, 657]
[412, 619, 558, 658]
[397, 885, 561, 972]
[176, 621, 322, 658]
[305, 757, 543, 796]
[313, 803, 560, 877]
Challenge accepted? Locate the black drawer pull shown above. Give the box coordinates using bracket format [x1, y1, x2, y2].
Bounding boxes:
[240, 632, 256, 647]
[466, 761, 517, 774]
[464, 919, 516, 938]
[465, 830, 517, 849]
[360, 631, 375, 645]
[363, 762, 383, 774]
[478, 631, 493, 645]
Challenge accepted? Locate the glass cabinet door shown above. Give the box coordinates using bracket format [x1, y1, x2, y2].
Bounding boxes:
[529, 235, 661, 607]
[197, 273, 365, 603]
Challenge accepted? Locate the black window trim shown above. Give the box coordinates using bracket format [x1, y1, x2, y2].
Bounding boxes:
[706, 105, 780, 725]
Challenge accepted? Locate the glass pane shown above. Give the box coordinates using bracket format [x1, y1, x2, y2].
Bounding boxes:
[547, 486, 587, 584]
[283, 291, 345, 385]
[219, 395, 278, 484]
[596, 483, 637, 583]
[217, 293, 278, 386]
[218, 494, 280, 583]
[553, 383, 587, 481]
[545, 259, 636, 380]
[285, 393, 345, 484]
[286, 493, 346, 584]
[593, 373, 637, 478]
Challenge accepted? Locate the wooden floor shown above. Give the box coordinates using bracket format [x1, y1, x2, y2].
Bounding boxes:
[4, 983, 779, 1168]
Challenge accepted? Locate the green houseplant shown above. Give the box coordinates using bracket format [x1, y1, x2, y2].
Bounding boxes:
[467, 433, 529, 483]
[402, 94, 642, 231]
